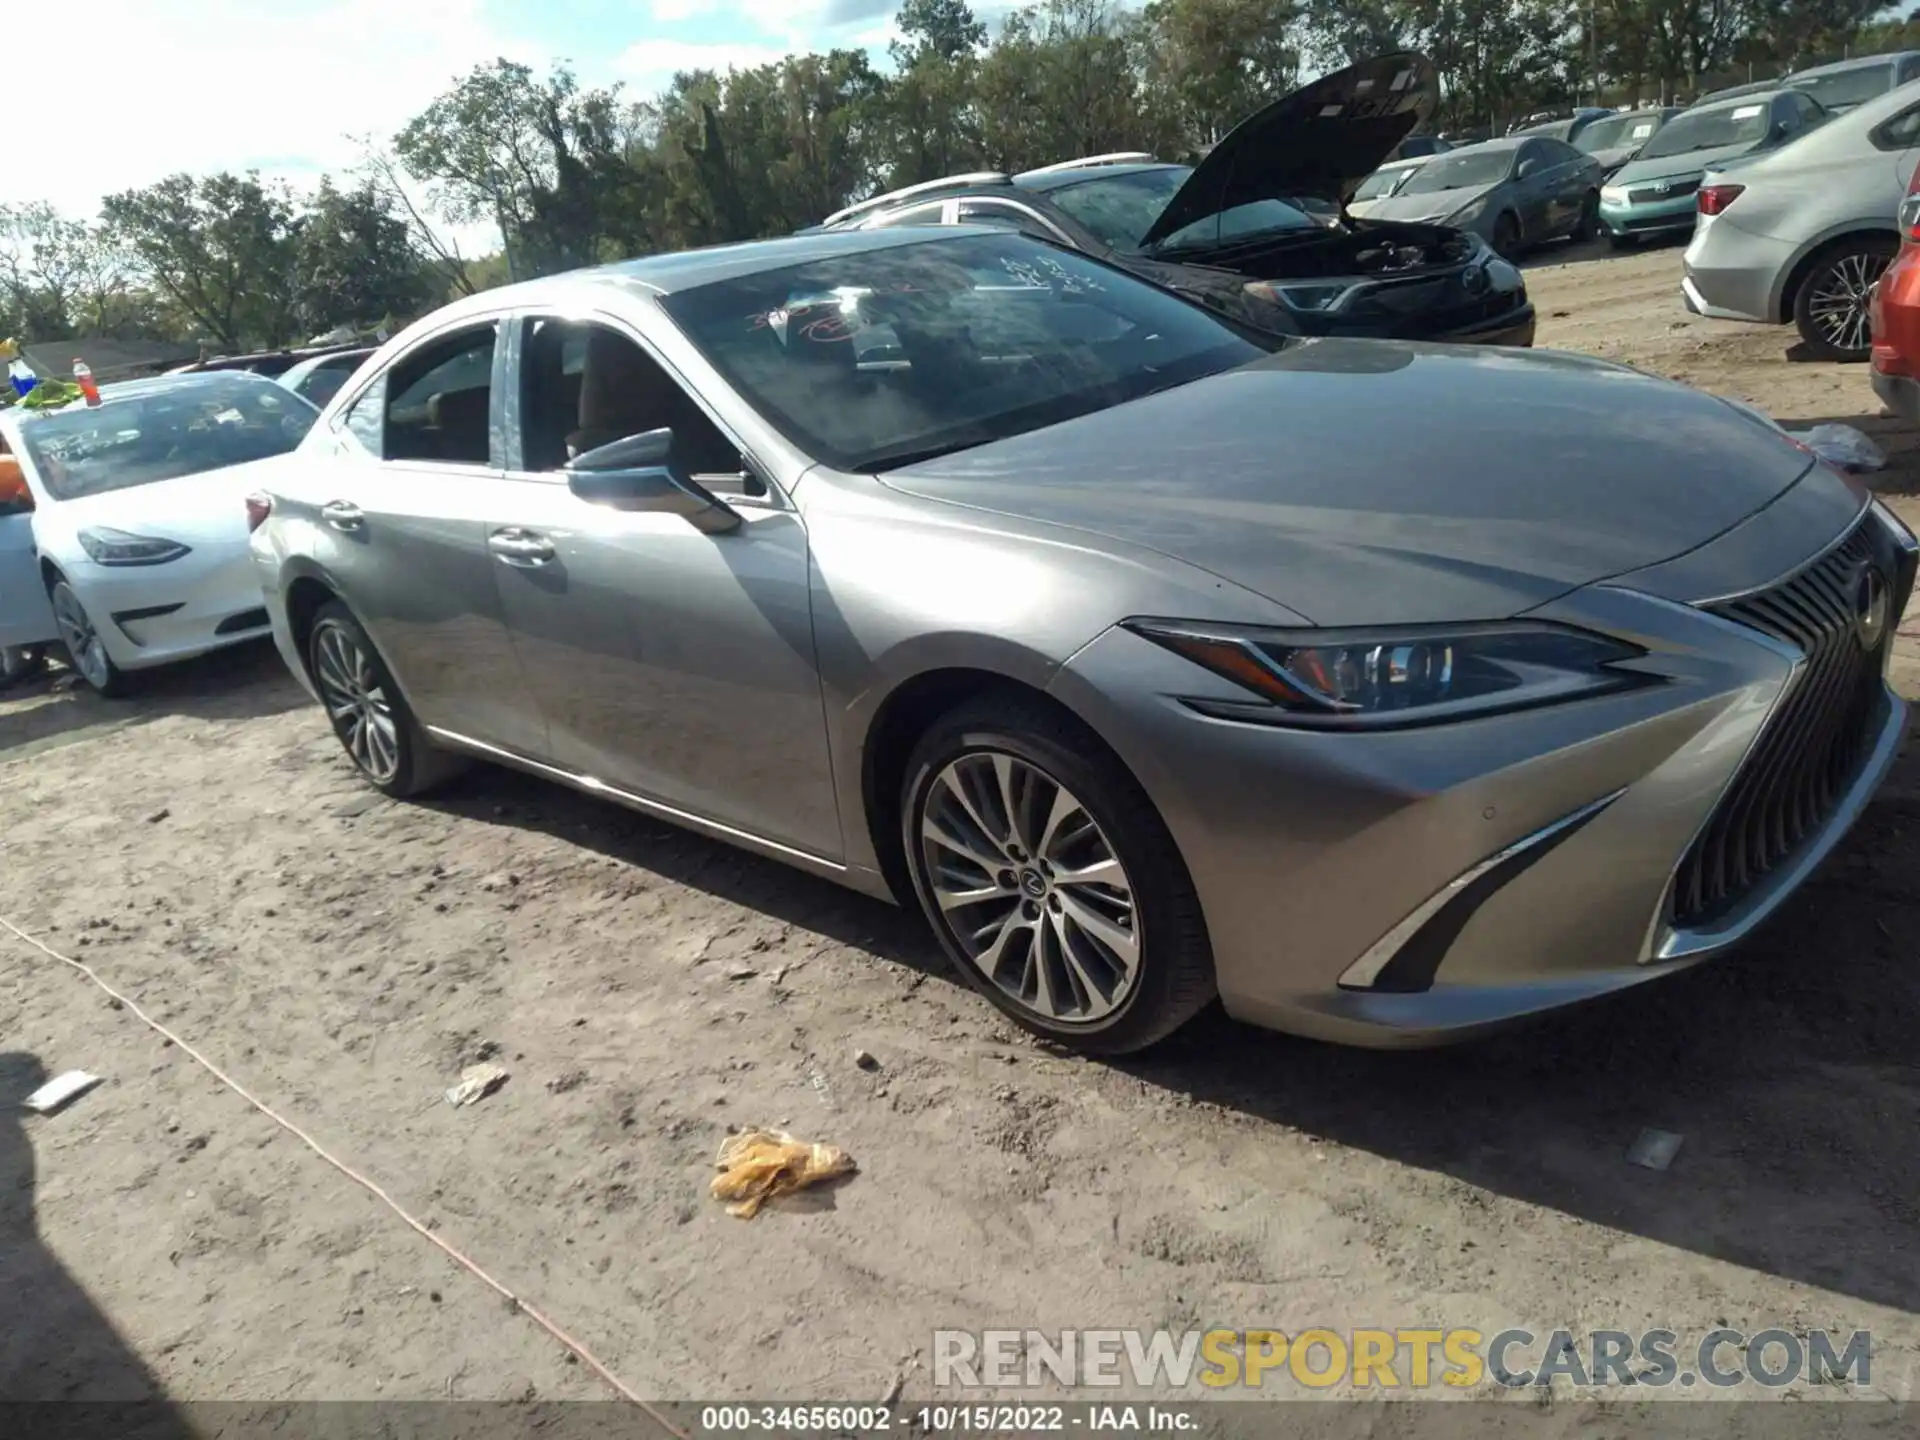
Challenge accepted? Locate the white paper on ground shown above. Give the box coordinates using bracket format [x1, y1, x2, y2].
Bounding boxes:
[24, 1070, 103, 1114]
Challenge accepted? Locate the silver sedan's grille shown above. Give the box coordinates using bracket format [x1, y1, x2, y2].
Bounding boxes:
[1672, 523, 1887, 927]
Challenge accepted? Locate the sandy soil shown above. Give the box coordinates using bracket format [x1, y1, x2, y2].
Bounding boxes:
[5, 242, 1920, 1415]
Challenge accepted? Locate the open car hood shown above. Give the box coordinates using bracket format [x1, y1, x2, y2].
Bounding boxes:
[1140, 52, 1437, 249]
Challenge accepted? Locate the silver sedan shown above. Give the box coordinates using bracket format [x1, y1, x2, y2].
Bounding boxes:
[248, 226, 1914, 1052]
[1683, 77, 1920, 360]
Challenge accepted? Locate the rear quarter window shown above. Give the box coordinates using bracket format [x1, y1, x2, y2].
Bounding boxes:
[1874, 101, 1920, 151]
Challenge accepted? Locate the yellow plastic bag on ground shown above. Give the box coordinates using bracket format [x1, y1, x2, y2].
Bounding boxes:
[711, 1128, 856, 1219]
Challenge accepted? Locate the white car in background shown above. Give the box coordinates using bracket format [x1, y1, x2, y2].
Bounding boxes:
[1346, 156, 1429, 218]
[0, 372, 319, 695]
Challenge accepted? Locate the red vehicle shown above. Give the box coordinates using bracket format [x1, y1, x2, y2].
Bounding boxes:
[1870, 172, 1920, 422]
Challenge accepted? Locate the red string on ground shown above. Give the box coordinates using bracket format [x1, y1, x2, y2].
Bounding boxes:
[0, 912, 688, 1439]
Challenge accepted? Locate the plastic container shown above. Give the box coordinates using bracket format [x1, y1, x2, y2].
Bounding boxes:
[73, 360, 100, 407]
[6, 355, 36, 399]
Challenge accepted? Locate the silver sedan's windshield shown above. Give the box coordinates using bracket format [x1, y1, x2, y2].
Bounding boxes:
[660, 234, 1264, 471]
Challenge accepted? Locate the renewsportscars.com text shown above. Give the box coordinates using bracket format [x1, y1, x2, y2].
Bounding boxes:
[932, 1327, 1872, 1391]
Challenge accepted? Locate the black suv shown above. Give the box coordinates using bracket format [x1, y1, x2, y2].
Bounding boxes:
[815, 54, 1534, 348]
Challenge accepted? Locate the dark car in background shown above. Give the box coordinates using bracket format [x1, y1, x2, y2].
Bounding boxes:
[818, 54, 1534, 348]
[276, 347, 376, 409]
[1343, 136, 1605, 258]
[1509, 107, 1612, 141]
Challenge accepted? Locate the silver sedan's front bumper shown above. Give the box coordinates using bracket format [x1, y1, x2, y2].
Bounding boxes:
[1048, 499, 1914, 1047]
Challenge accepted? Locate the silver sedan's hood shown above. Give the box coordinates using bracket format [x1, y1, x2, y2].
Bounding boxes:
[1354, 182, 1499, 226]
[881, 341, 1815, 626]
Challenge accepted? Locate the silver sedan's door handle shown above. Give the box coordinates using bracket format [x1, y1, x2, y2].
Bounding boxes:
[321, 500, 365, 532]
[487, 528, 556, 567]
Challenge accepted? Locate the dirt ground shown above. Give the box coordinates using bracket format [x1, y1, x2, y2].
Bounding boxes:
[6, 240, 1920, 1416]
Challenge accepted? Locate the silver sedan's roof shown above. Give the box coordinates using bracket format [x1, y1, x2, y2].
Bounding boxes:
[1791, 50, 1918, 79]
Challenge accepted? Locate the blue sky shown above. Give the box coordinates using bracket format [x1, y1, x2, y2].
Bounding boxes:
[7, 0, 953, 232]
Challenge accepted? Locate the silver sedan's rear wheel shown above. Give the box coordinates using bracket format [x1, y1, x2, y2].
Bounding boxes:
[901, 696, 1214, 1053]
[49, 579, 127, 696]
[313, 620, 402, 784]
[307, 599, 465, 797]
[921, 752, 1140, 1024]
[1793, 236, 1895, 361]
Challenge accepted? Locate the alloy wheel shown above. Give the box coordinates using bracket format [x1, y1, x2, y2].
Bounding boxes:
[1805, 251, 1888, 356]
[918, 750, 1140, 1024]
[313, 622, 401, 784]
[50, 582, 112, 691]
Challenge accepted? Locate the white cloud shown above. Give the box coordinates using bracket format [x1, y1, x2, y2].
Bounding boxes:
[6, 0, 532, 222]
[648, 0, 714, 19]
[613, 38, 793, 96]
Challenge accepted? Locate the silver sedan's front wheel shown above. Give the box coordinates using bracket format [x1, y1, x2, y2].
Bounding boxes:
[902, 697, 1214, 1054]
[921, 752, 1141, 1023]
[306, 598, 464, 798]
[49, 579, 126, 696]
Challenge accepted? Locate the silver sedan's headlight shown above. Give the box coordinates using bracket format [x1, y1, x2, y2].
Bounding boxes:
[76, 526, 192, 566]
[1600, 186, 1629, 207]
[1126, 620, 1648, 730]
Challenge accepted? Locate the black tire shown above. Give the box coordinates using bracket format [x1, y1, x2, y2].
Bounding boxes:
[899, 694, 1214, 1054]
[1608, 232, 1639, 251]
[1491, 212, 1522, 260]
[47, 578, 131, 697]
[1571, 190, 1600, 242]
[1792, 234, 1897, 362]
[308, 599, 466, 797]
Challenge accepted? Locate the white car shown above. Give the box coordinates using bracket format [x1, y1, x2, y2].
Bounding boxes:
[0, 372, 318, 694]
[1346, 156, 1430, 218]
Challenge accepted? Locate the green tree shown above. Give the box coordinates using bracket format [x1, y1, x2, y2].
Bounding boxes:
[293, 179, 436, 337]
[1137, 0, 1303, 146]
[101, 173, 300, 351]
[976, 0, 1146, 172]
[898, 0, 989, 59]
[0, 203, 157, 340]
[881, 0, 988, 186]
[395, 60, 655, 279]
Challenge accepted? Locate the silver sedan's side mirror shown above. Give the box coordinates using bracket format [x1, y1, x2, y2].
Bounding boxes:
[565, 427, 742, 535]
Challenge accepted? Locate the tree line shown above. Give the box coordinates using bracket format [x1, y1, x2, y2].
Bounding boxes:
[2, 0, 1909, 357]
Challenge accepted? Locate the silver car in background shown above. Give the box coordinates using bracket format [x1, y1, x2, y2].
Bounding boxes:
[1683, 77, 1920, 359]
[249, 226, 1914, 1054]
[1784, 51, 1920, 115]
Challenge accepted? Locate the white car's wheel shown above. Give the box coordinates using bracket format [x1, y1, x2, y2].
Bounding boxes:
[48, 579, 128, 697]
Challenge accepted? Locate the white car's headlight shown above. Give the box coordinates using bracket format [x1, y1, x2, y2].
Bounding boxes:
[1600, 186, 1629, 207]
[1126, 620, 1648, 730]
[76, 526, 192, 566]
